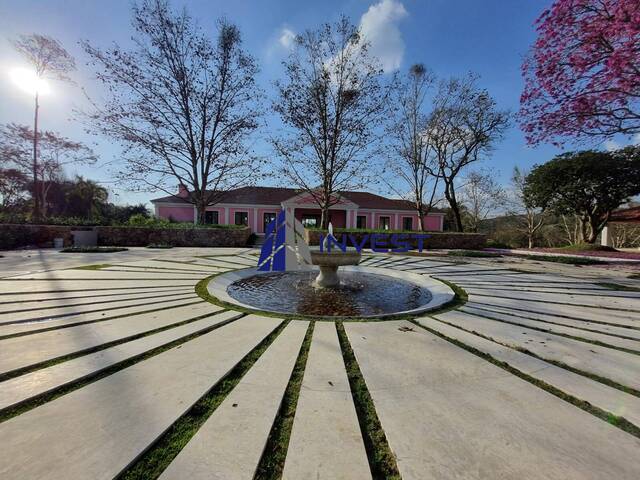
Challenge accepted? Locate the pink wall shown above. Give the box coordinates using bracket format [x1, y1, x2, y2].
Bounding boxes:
[157, 203, 444, 232]
[294, 208, 346, 228]
[229, 207, 254, 228]
[158, 206, 193, 222]
[257, 208, 280, 233]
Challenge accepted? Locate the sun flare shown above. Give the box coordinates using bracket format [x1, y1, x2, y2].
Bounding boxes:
[9, 67, 50, 95]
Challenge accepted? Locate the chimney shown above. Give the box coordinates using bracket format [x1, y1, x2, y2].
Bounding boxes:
[177, 184, 189, 198]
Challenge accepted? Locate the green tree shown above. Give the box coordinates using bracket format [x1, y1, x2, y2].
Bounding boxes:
[524, 148, 640, 243]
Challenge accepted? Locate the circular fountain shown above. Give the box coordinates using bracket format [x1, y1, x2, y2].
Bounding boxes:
[205, 222, 454, 319]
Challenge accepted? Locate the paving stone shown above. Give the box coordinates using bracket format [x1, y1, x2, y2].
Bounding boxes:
[0, 309, 241, 411]
[465, 284, 640, 296]
[436, 310, 640, 390]
[283, 322, 370, 480]
[469, 295, 640, 328]
[13, 270, 206, 280]
[0, 291, 198, 325]
[0, 285, 189, 306]
[111, 260, 224, 273]
[460, 305, 640, 348]
[464, 303, 640, 341]
[0, 280, 197, 294]
[0, 287, 194, 314]
[416, 317, 640, 427]
[160, 321, 309, 480]
[0, 297, 204, 337]
[345, 321, 640, 480]
[0, 301, 220, 376]
[101, 267, 206, 276]
[465, 286, 640, 311]
[0, 315, 282, 480]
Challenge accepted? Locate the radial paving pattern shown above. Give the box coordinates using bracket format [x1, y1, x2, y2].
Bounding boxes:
[0, 250, 639, 479]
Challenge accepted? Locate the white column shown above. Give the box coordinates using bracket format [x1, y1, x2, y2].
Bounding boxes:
[253, 208, 258, 232]
[601, 224, 613, 247]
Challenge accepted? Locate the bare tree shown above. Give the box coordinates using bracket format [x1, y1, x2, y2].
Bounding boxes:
[11, 34, 76, 219]
[272, 16, 394, 228]
[459, 169, 506, 232]
[384, 64, 441, 231]
[428, 74, 510, 231]
[509, 166, 546, 248]
[0, 123, 97, 218]
[82, 0, 263, 223]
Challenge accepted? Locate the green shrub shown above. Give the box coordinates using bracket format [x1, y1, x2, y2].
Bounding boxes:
[447, 250, 502, 258]
[524, 254, 605, 265]
[127, 214, 244, 229]
[146, 243, 173, 249]
[486, 239, 512, 249]
[60, 246, 128, 253]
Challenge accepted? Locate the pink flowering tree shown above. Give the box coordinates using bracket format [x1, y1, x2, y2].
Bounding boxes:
[520, 0, 640, 145]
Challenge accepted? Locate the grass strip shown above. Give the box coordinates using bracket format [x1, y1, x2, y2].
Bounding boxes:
[596, 282, 640, 292]
[0, 299, 204, 340]
[73, 264, 113, 270]
[430, 317, 640, 398]
[447, 250, 502, 258]
[0, 312, 243, 424]
[411, 319, 640, 439]
[254, 321, 315, 480]
[116, 318, 288, 480]
[524, 254, 606, 265]
[461, 308, 640, 356]
[336, 322, 401, 479]
[60, 246, 128, 253]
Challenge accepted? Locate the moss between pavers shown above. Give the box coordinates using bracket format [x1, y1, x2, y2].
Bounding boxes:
[72, 264, 113, 270]
[0, 311, 241, 424]
[336, 322, 401, 479]
[412, 319, 640, 440]
[254, 321, 314, 479]
[119, 318, 289, 480]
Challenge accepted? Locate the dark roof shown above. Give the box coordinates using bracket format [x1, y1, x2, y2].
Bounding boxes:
[610, 206, 640, 223]
[151, 186, 445, 212]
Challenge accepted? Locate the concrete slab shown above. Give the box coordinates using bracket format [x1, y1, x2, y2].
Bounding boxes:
[0, 298, 205, 337]
[0, 310, 241, 411]
[345, 321, 640, 480]
[469, 295, 640, 328]
[0, 315, 282, 480]
[0, 301, 221, 376]
[160, 321, 309, 480]
[0, 287, 193, 314]
[12, 270, 206, 280]
[416, 317, 640, 427]
[465, 286, 640, 311]
[283, 322, 370, 480]
[460, 305, 640, 348]
[0, 280, 197, 294]
[0, 291, 198, 325]
[437, 310, 640, 390]
[464, 302, 640, 340]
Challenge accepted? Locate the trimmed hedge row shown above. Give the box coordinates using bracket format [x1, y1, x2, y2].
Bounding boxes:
[0, 224, 251, 250]
[304, 228, 486, 250]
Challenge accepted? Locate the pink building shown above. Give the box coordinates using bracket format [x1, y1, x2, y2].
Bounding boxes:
[151, 186, 446, 234]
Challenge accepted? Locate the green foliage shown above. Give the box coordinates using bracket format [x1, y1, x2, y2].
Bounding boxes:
[127, 214, 244, 229]
[524, 254, 605, 265]
[447, 250, 502, 258]
[60, 246, 128, 253]
[524, 147, 640, 242]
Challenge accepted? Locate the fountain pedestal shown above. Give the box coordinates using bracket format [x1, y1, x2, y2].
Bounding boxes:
[310, 248, 362, 287]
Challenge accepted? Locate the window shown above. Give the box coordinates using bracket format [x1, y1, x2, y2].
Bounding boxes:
[301, 214, 320, 228]
[234, 211, 248, 226]
[263, 212, 277, 231]
[356, 215, 367, 229]
[402, 217, 413, 231]
[204, 211, 219, 225]
[379, 216, 390, 230]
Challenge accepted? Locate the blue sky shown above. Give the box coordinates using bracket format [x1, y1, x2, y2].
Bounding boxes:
[0, 0, 610, 207]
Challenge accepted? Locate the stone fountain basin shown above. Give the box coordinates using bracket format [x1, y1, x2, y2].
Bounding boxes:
[309, 248, 362, 267]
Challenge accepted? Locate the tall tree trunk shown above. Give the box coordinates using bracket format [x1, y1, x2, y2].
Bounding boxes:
[528, 235, 534, 249]
[32, 91, 40, 221]
[444, 182, 463, 232]
[320, 207, 330, 230]
[195, 198, 206, 225]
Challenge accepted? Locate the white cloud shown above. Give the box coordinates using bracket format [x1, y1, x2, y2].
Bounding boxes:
[278, 28, 296, 50]
[604, 140, 621, 151]
[359, 0, 408, 73]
